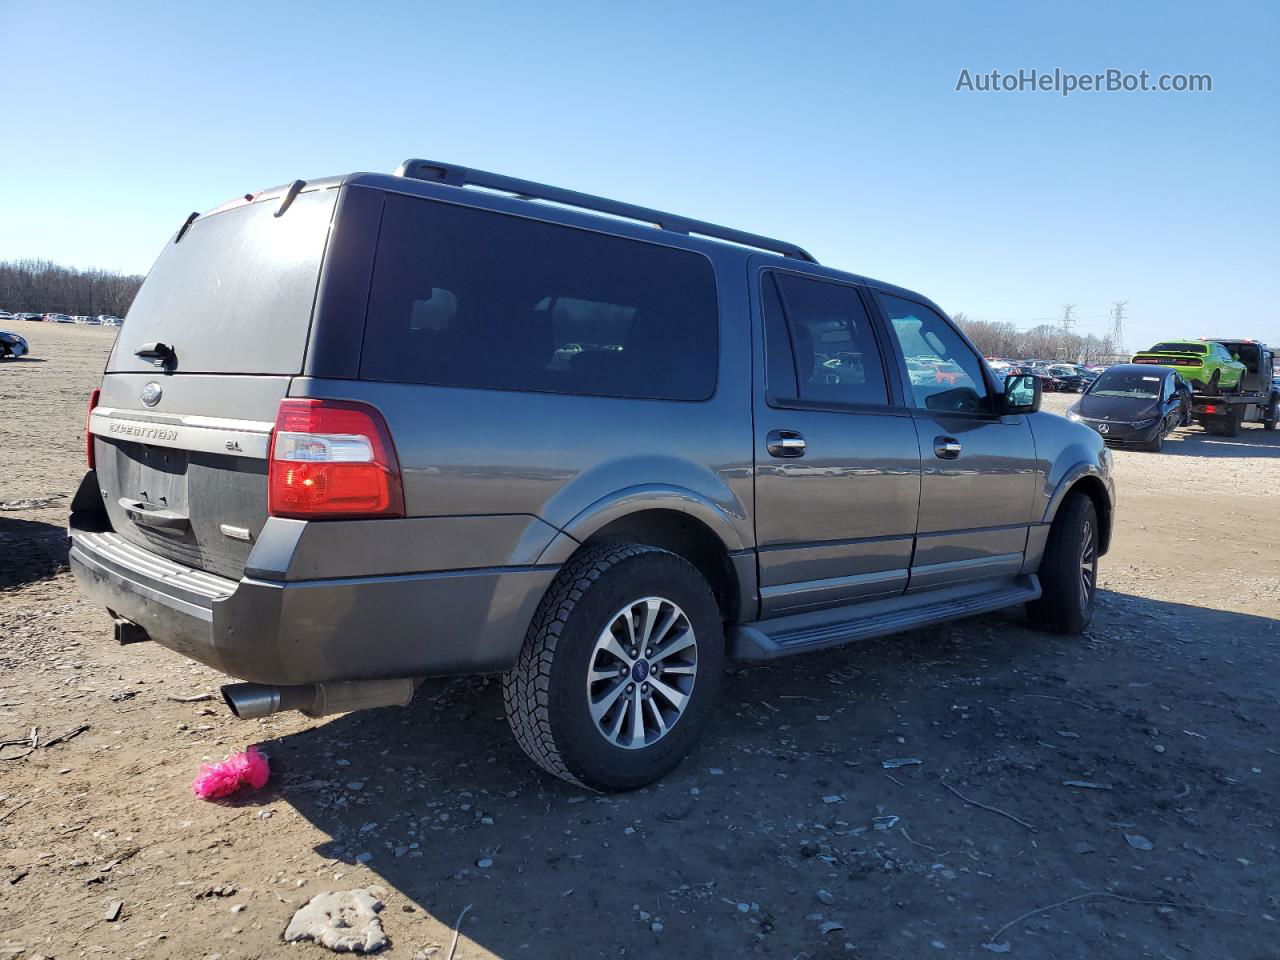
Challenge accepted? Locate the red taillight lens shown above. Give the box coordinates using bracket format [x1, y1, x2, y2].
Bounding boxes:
[1203, 404, 1217, 414]
[268, 399, 405, 519]
[86, 388, 101, 469]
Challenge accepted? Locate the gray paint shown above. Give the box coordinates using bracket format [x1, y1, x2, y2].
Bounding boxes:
[70, 169, 1117, 690]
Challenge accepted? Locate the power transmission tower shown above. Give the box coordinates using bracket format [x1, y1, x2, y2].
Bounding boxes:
[1060, 303, 1076, 336]
[1110, 301, 1127, 356]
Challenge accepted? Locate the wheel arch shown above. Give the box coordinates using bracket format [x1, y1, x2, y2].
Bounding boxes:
[1046, 471, 1113, 556]
[538, 491, 751, 622]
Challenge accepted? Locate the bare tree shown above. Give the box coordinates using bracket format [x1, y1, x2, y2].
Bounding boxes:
[954, 314, 1119, 364]
[0, 260, 143, 317]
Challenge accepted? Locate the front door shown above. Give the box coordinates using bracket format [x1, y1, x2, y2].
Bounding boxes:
[751, 266, 922, 617]
[874, 292, 1038, 592]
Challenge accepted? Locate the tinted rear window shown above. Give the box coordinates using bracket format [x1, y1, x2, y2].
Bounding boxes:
[1147, 342, 1205, 354]
[360, 194, 718, 401]
[108, 189, 336, 374]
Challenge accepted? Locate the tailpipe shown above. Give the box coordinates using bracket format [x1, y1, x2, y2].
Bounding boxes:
[221, 678, 418, 720]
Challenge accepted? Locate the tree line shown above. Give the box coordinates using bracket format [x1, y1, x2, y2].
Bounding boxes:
[0, 260, 143, 317]
[952, 314, 1125, 364]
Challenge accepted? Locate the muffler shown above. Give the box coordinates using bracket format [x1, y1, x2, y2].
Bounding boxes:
[221, 678, 418, 720]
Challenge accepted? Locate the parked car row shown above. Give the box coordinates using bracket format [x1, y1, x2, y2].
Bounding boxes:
[0, 309, 121, 326]
[986, 358, 1102, 393]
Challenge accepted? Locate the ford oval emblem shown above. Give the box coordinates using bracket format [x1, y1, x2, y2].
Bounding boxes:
[141, 382, 163, 407]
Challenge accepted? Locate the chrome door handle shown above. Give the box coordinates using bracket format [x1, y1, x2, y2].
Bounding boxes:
[767, 430, 806, 458]
[934, 436, 962, 459]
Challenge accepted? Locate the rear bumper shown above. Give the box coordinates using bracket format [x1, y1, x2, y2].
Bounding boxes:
[69, 527, 556, 686]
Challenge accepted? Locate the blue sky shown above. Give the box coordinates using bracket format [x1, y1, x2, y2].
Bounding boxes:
[3, 0, 1276, 348]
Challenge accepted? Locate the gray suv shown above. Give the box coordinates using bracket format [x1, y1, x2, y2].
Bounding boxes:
[69, 159, 1115, 791]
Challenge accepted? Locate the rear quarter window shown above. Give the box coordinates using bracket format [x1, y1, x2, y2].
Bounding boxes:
[359, 194, 719, 401]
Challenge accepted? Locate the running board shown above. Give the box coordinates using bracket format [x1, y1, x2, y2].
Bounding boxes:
[731, 575, 1041, 660]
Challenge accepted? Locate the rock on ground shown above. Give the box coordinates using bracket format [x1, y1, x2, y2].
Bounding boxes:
[283, 886, 389, 953]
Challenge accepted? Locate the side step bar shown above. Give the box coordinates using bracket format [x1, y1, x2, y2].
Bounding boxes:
[731, 575, 1041, 660]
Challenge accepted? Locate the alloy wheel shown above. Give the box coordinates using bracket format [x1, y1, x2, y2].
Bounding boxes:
[1078, 521, 1096, 610]
[586, 597, 697, 750]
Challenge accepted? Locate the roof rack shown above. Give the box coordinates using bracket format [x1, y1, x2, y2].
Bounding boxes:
[394, 158, 816, 263]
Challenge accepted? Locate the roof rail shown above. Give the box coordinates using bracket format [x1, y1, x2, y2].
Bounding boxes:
[394, 158, 816, 263]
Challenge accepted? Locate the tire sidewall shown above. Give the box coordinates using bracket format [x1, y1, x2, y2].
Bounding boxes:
[545, 550, 724, 791]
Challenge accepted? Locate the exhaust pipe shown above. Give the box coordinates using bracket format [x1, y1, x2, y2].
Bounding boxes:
[221, 678, 418, 720]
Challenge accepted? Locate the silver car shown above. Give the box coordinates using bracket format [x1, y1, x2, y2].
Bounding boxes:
[69, 160, 1115, 790]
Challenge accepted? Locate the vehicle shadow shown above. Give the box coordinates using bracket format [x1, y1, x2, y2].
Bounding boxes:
[0, 515, 69, 588]
[254, 590, 1279, 958]
[1, 356, 48, 363]
[1160, 425, 1280, 457]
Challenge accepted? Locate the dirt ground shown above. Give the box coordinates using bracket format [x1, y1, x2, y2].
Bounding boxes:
[2, 322, 1278, 960]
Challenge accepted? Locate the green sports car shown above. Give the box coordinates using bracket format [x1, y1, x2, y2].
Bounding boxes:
[1131, 340, 1246, 393]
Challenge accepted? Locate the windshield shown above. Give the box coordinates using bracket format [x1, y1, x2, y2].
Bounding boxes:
[1089, 370, 1163, 399]
[1148, 341, 1205, 354]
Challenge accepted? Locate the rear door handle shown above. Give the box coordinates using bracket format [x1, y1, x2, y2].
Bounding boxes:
[767, 430, 806, 458]
[934, 436, 962, 459]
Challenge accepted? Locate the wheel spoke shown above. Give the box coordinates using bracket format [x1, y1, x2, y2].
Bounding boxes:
[636, 598, 662, 647]
[588, 665, 621, 685]
[658, 663, 696, 676]
[606, 696, 628, 743]
[649, 677, 688, 712]
[590, 680, 629, 723]
[646, 697, 668, 737]
[650, 626, 695, 664]
[648, 604, 680, 650]
[628, 687, 645, 747]
[597, 631, 631, 666]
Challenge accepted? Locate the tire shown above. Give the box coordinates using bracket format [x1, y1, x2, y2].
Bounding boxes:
[503, 543, 725, 791]
[1264, 396, 1278, 431]
[1146, 428, 1164, 452]
[1207, 370, 1221, 395]
[1027, 492, 1098, 635]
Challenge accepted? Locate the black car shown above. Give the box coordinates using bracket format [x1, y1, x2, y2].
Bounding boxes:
[1048, 365, 1090, 392]
[1066, 364, 1190, 451]
[0, 330, 30, 359]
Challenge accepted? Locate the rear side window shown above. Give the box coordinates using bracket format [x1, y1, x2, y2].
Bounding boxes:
[360, 194, 718, 400]
[761, 271, 889, 407]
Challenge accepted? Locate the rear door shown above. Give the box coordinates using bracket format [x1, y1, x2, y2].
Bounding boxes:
[873, 292, 1038, 592]
[751, 265, 922, 616]
[90, 186, 340, 579]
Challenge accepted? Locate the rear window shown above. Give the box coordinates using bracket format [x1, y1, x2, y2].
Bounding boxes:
[1147, 342, 1205, 354]
[108, 189, 336, 374]
[360, 194, 718, 401]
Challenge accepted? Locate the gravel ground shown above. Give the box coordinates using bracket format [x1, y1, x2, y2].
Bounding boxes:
[1, 323, 1277, 960]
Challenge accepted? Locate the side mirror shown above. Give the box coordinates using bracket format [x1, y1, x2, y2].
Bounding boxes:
[1002, 373, 1041, 414]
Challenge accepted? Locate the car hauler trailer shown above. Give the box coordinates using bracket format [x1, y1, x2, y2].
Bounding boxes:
[1188, 340, 1278, 436]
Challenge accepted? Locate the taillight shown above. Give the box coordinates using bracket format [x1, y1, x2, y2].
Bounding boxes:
[1203, 404, 1217, 414]
[268, 399, 405, 519]
[86, 388, 101, 468]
